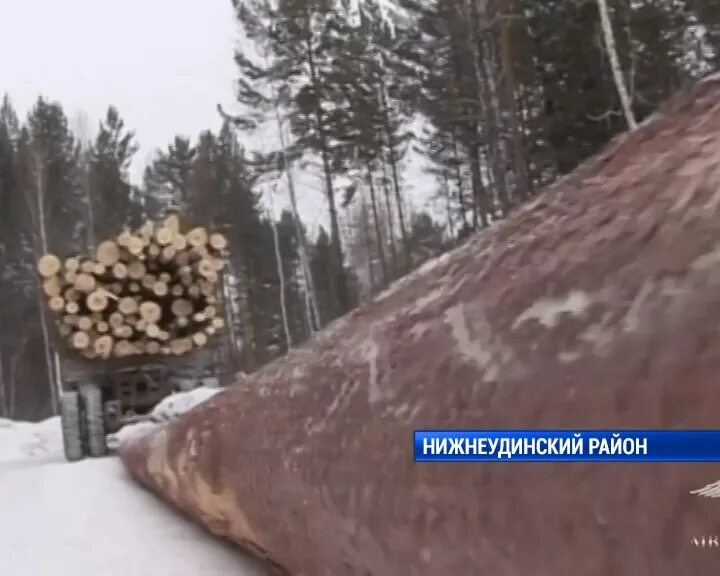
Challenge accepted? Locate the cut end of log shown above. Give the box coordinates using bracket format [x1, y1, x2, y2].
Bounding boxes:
[170, 338, 192, 356]
[164, 214, 180, 234]
[96, 240, 121, 267]
[171, 299, 194, 318]
[172, 234, 187, 251]
[71, 331, 90, 350]
[117, 230, 132, 247]
[43, 277, 62, 298]
[127, 236, 145, 256]
[127, 260, 146, 280]
[112, 262, 128, 279]
[146, 340, 161, 355]
[64, 257, 80, 272]
[119, 297, 139, 316]
[209, 232, 228, 251]
[38, 254, 61, 278]
[86, 290, 109, 312]
[80, 260, 95, 274]
[48, 296, 65, 312]
[155, 227, 174, 246]
[94, 335, 114, 359]
[197, 259, 216, 279]
[74, 273, 96, 293]
[161, 245, 176, 262]
[139, 301, 162, 325]
[152, 282, 169, 297]
[192, 331, 208, 347]
[146, 324, 161, 339]
[187, 227, 208, 248]
[114, 340, 136, 358]
[38, 216, 228, 360]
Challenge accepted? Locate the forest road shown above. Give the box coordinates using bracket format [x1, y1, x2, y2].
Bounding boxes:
[0, 417, 269, 576]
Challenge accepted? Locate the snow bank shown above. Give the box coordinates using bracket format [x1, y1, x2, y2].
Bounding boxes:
[0, 417, 63, 464]
[108, 386, 224, 450]
[0, 422, 269, 576]
[0, 386, 225, 459]
[150, 386, 223, 422]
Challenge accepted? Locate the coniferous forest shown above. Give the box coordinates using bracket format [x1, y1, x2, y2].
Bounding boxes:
[1, 0, 719, 420]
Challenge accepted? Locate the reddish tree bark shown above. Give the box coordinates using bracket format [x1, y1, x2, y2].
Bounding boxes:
[122, 77, 720, 576]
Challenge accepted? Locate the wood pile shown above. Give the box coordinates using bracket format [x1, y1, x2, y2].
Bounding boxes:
[36, 215, 227, 360]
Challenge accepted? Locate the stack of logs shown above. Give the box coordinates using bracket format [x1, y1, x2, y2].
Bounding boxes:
[36, 215, 227, 360]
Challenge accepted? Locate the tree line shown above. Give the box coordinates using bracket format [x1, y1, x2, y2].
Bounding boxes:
[1, 0, 718, 420]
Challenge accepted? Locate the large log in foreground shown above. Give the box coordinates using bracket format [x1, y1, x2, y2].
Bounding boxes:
[121, 76, 720, 576]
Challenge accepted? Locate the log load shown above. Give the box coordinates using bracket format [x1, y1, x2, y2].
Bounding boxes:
[36, 215, 228, 359]
[120, 76, 720, 576]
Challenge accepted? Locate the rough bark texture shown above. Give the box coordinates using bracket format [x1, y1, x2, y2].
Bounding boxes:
[121, 75, 720, 576]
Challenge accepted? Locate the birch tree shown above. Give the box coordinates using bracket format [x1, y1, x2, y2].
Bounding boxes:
[0, 349, 7, 418]
[26, 147, 60, 415]
[596, 0, 638, 130]
[264, 181, 292, 351]
[269, 95, 321, 333]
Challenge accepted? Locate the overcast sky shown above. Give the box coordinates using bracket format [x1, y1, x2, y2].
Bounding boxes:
[0, 0, 238, 183]
[0, 0, 438, 235]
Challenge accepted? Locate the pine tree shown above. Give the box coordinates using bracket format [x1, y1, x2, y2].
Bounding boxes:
[14, 97, 84, 414]
[143, 135, 196, 216]
[20, 98, 85, 254]
[227, 2, 321, 332]
[309, 227, 340, 325]
[0, 96, 25, 418]
[408, 211, 445, 266]
[232, 0, 352, 315]
[88, 107, 140, 238]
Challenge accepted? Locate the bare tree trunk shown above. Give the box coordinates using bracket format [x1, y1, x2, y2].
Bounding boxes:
[451, 131, 472, 232]
[265, 194, 292, 352]
[232, 256, 258, 372]
[0, 348, 6, 418]
[30, 150, 59, 415]
[462, 0, 501, 220]
[442, 171, 456, 244]
[470, 142, 490, 228]
[270, 93, 320, 334]
[304, 33, 349, 313]
[360, 197, 377, 291]
[380, 155, 398, 278]
[9, 330, 29, 420]
[82, 153, 96, 251]
[378, 85, 410, 271]
[477, 1, 512, 213]
[220, 260, 240, 370]
[596, 0, 638, 130]
[366, 160, 389, 285]
[499, 0, 531, 202]
[257, 0, 319, 333]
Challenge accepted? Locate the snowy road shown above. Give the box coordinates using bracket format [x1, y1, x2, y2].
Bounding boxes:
[0, 418, 269, 576]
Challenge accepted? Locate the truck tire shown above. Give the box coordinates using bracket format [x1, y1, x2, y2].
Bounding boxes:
[80, 384, 106, 457]
[60, 391, 84, 462]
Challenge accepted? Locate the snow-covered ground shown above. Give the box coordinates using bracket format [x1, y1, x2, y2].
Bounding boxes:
[0, 389, 268, 576]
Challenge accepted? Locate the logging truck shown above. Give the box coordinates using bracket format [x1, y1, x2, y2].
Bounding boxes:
[37, 215, 232, 462]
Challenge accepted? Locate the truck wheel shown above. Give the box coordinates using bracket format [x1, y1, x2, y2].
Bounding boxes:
[80, 385, 106, 457]
[60, 391, 84, 462]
